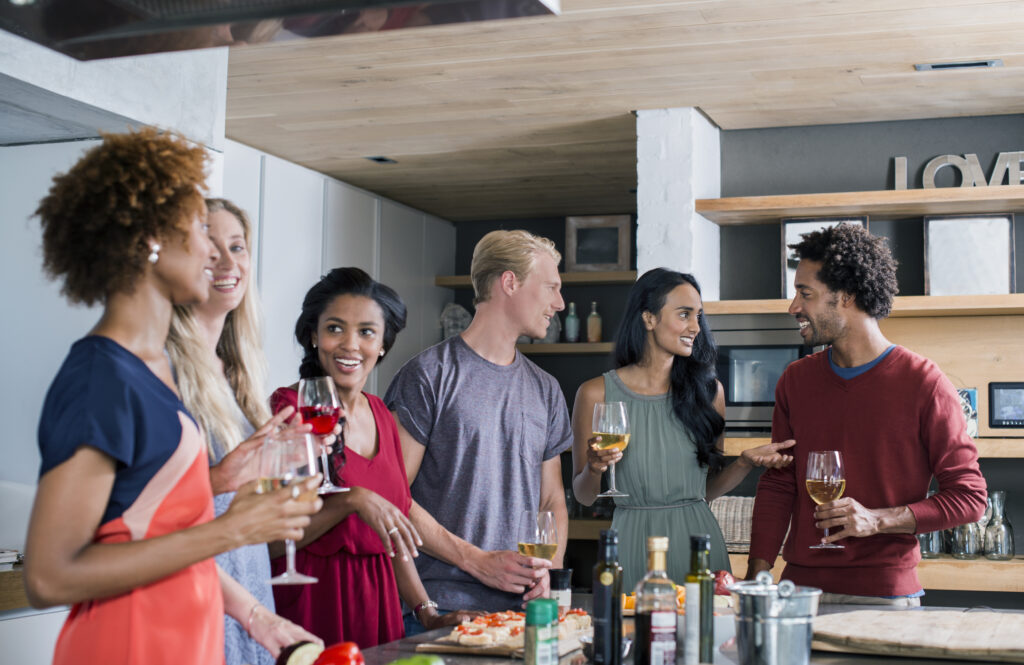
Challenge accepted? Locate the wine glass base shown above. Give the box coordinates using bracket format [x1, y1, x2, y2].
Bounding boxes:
[809, 543, 845, 549]
[596, 489, 629, 498]
[318, 483, 350, 494]
[269, 572, 318, 585]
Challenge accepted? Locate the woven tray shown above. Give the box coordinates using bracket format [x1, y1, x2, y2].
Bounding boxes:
[709, 495, 754, 553]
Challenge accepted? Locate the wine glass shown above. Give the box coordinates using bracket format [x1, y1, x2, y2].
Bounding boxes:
[297, 376, 348, 494]
[593, 401, 630, 498]
[806, 450, 846, 550]
[517, 510, 558, 562]
[259, 430, 320, 585]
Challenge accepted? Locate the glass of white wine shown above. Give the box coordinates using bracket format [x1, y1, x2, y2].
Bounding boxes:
[806, 450, 846, 550]
[518, 510, 558, 561]
[593, 401, 630, 498]
[259, 430, 320, 584]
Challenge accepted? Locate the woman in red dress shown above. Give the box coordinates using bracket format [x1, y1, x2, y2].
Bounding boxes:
[270, 268, 476, 647]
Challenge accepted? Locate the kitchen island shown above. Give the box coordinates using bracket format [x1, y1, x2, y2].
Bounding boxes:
[359, 602, 1022, 665]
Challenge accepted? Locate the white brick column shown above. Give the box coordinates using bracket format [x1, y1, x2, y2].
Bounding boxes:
[636, 108, 721, 299]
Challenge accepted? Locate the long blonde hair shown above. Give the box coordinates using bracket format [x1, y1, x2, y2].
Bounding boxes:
[167, 198, 270, 460]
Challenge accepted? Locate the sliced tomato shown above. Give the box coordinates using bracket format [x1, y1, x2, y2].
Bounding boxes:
[510, 627, 524, 636]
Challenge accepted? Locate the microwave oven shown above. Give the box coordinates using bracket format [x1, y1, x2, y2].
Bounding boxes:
[708, 314, 813, 432]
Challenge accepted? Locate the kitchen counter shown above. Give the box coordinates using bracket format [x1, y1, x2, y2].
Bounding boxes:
[359, 601, 1018, 665]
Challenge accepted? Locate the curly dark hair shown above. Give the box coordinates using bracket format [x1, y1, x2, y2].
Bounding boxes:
[37, 128, 208, 306]
[790, 224, 898, 319]
[614, 268, 725, 472]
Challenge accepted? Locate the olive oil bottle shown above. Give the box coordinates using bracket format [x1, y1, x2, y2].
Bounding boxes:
[683, 534, 714, 664]
[592, 529, 622, 665]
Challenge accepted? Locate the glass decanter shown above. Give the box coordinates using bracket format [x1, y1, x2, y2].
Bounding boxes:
[984, 490, 1015, 561]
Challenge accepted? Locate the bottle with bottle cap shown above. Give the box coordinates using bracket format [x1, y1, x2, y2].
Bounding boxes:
[525, 598, 559, 665]
[549, 568, 573, 617]
[586, 301, 602, 343]
[564, 302, 580, 342]
[592, 529, 622, 665]
[634, 536, 676, 665]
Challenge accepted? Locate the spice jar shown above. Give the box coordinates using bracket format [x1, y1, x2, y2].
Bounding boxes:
[549, 568, 573, 616]
[525, 598, 558, 665]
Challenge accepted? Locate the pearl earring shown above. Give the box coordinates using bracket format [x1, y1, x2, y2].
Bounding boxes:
[148, 243, 161, 264]
[312, 342, 317, 349]
[379, 349, 385, 357]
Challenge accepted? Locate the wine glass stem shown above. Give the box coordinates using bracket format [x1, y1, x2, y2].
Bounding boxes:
[320, 450, 332, 484]
[286, 538, 298, 574]
[607, 462, 617, 492]
[822, 526, 830, 542]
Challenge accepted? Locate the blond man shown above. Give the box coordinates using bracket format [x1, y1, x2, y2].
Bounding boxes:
[385, 230, 571, 622]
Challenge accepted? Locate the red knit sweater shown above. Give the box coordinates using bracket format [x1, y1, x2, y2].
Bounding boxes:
[749, 346, 987, 596]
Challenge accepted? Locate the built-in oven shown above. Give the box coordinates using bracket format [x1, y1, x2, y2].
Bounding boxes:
[708, 314, 813, 433]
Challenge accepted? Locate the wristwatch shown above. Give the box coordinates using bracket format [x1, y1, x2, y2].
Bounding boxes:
[413, 599, 439, 618]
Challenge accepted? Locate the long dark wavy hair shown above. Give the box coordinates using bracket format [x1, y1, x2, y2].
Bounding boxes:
[613, 268, 725, 472]
[295, 267, 407, 380]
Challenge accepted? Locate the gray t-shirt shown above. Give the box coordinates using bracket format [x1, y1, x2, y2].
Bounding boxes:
[384, 335, 573, 611]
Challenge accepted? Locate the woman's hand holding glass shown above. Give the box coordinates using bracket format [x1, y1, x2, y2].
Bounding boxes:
[592, 401, 630, 498]
[257, 430, 322, 584]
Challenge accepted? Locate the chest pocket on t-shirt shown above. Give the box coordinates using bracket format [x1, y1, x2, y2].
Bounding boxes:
[518, 412, 550, 464]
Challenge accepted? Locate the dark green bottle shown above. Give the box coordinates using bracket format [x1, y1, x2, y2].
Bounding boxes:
[592, 529, 622, 665]
[683, 534, 713, 664]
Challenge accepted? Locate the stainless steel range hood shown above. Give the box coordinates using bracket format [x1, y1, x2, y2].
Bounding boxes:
[0, 0, 559, 60]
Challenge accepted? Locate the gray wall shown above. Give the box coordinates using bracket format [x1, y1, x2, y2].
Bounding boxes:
[719, 114, 1024, 301]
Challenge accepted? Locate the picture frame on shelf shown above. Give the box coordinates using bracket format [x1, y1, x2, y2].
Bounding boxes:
[565, 215, 631, 272]
[924, 214, 1015, 296]
[781, 217, 868, 299]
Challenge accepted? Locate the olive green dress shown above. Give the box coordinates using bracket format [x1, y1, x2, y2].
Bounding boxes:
[604, 370, 731, 591]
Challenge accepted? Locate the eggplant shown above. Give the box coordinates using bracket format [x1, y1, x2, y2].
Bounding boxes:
[277, 641, 325, 665]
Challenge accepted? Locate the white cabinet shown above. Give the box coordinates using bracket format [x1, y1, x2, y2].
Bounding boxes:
[220, 140, 265, 280]
[323, 180, 379, 279]
[258, 155, 326, 393]
[377, 201, 427, 393]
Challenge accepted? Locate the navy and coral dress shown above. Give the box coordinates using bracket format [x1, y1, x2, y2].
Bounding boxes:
[39, 336, 224, 665]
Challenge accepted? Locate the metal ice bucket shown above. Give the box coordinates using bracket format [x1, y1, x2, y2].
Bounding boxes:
[727, 571, 821, 665]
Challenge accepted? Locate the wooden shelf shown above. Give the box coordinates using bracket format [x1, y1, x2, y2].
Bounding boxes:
[704, 294, 1024, 318]
[0, 567, 29, 612]
[518, 342, 613, 355]
[435, 270, 636, 288]
[696, 186, 1024, 225]
[571, 523, 1024, 591]
[724, 437, 1024, 459]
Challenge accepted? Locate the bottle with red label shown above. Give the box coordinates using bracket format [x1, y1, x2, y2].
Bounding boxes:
[634, 536, 676, 665]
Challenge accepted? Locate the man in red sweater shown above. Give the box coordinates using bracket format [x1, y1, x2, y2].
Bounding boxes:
[746, 224, 987, 604]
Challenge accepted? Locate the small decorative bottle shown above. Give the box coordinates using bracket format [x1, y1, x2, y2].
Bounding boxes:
[564, 302, 580, 342]
[587, 301, 602, 343]
[984, 490, 1015, 560]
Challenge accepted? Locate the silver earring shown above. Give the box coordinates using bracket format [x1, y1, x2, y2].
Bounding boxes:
[312, 343, 317, 349]
[148, 243, 161, 264]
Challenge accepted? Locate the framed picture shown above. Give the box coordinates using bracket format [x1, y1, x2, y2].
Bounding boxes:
[781, 217, 868, 299]
[565, 215, 631, 272]
[924, 214, 1015, 296]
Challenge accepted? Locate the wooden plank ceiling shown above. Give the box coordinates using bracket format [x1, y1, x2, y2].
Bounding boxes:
[226, 0, 1024, 221]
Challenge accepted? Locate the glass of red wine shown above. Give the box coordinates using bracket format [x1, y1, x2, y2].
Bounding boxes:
[297, 376, 348, 494]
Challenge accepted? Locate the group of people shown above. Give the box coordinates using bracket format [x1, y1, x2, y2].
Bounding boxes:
[24, 128, 987, 665]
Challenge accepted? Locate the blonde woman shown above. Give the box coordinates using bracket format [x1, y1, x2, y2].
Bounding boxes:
[167, 198, 321, 664]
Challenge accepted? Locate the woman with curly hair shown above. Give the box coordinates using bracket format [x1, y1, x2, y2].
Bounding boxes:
[167, 198, 322, 664]
[23, 129, 321, 665]
[571, 268, 794, 588]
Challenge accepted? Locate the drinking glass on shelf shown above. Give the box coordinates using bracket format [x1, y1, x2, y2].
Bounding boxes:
[805, 450, 845, 550]
[259, 430, 320, 585]
[297, 376, 348, 494]
[517, 510, 558, 562]
[593, 401, 630, 498]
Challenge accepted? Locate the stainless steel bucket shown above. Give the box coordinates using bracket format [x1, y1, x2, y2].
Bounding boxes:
[727, 571, 822, 665]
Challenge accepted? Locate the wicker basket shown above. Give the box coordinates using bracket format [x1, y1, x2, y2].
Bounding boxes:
[709, 495, 755, 553]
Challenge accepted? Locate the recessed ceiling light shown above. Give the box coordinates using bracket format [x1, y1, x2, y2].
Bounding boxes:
[914, 59, 1002, 71]
[365, 156, 397, 164]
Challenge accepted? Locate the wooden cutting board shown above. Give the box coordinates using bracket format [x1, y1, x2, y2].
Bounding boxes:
[812, 609, 1024, 662]
[415, 636, 581, 659]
